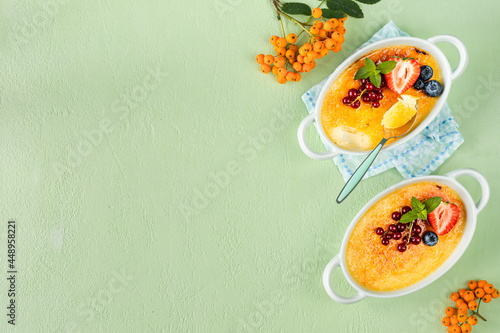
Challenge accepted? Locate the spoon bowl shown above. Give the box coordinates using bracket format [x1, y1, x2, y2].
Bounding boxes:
[336, 106, 419, 204]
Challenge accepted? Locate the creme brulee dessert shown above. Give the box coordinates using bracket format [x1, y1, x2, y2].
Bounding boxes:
[321, 45, 444, 151]
[345, 182, 465, 292]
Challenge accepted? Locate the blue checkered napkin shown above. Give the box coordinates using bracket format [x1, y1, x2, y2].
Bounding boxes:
[301, 21, 464, 181]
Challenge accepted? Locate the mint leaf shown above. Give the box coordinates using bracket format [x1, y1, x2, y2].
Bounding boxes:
[281, 3, 312, 15]
[369, 74, 381, 88]
[423, 196, 442, 213]
[354, 67, 370, 80]
[411, 197, 425, 212]
[417, 210, 427, 220]
[400, 210, 418, 224]
[377, 61, 397, 74]
[365, 57, 376, 72]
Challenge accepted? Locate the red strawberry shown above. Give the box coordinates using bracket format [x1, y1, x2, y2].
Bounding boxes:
[384, 57, 421, 95]
[427, 202, 460, 236]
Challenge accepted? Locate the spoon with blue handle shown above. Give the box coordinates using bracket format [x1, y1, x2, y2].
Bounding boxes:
[336, 104, 419, 204]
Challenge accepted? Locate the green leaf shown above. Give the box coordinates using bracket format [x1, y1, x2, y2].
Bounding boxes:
[417, 210, 427, 220]
[365, 57, 376, 72]
[327, 0, 363, 18]
[354, 67, 370, 80]
[411, 196, 425, 212]
[321, 8, 346, 19]
[400, 211, 418, 224]
[423, 196, 442, 213]
[377, 60, 397, 74]
[369, 73, 381, 88]
[354, 0, 381, 4]
[281, 2, 312, 16]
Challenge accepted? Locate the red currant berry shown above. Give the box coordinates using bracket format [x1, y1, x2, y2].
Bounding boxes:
[368, 91, 377, 100]
[396, 223, 406, 232]
[342, 97, 352, 105]
[385, 233, 392, 240]
[372, 101, 380, 108]
[393, 232, 402, 240]
[376, 93, 383, 100]
[388, 224, 397, 232]
[412, 225, 422, 234]
[397, 243, 407, 252]
[391, 212, 402, 221]
[360, 78, 369, 85]
[381, 238, 390, 246]
[348, 89, 359, 98]
[402, 235, 408, 244]
[362, 95, 371, 103]
[365, 82, 374, 91]
[401, 206, 412, 214]
[380, 77, 386, 87]
[411, 235, 421, 245]
[351, 100, 361, 109]
[375, 227, 384, 235]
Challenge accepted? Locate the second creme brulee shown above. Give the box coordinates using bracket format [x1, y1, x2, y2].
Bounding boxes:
[321, 45, 442, 151]
[345, 182, 465, 292]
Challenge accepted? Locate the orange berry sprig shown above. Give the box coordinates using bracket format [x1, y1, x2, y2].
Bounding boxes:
[256, 15, 347, 84]
[256, 0, 384, 84]
[442, 280, 499, 332]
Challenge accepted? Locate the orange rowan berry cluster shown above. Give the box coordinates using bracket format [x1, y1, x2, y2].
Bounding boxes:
[442, 280, 498, 332]
[256, 11, 347, 84]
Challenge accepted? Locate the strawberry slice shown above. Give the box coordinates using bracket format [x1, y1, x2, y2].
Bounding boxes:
[427, 202, 460, 236]
[384, 57, 421, 95]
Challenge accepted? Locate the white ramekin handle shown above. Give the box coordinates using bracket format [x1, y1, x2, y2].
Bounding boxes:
[297, 114, 339, 160]
[446, 168, 490, 214]
[427, 35, 468, 83]
[322, 254, 367, 304]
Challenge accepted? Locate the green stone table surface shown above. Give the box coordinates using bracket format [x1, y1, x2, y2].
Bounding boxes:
[0, 0, 499, 332]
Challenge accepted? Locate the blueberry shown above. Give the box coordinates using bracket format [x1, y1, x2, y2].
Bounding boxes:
[419, 65, 434, 81]
[413, 78, 425, 90]
[424, 80, 443, 97]
[423, 231, 439, 246]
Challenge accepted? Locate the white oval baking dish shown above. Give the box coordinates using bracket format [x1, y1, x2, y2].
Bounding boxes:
[323, 168, 489, 304]
[298, 35, 468, 160]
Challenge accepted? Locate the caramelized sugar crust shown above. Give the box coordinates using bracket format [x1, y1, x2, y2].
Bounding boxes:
[345, 182, 466, 292]
[321, 46, 443, 151]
